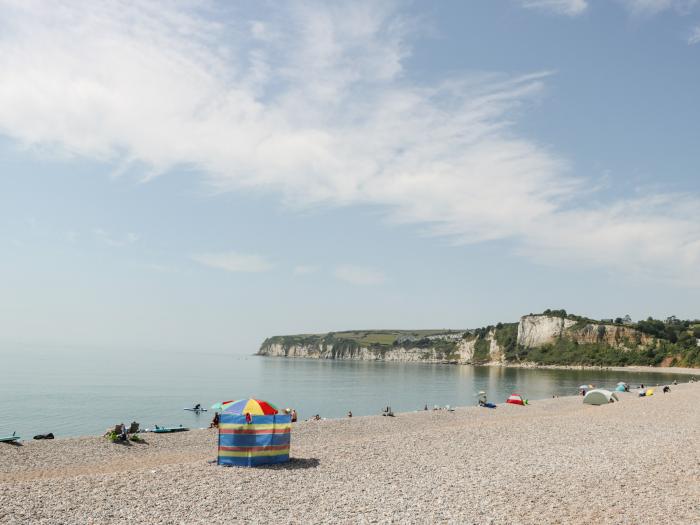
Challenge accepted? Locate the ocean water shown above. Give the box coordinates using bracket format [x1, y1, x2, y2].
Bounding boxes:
[0, 347, 690, 439]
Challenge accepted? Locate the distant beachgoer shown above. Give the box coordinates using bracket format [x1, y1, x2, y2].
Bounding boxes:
[314, 414, 321, 421]
[347, 411, 352, 418]
[210, 412, 219, 428]
[663, 386, 670, 394]
[194, 403, 201, 410]
[673, 380, 678, 386]
[291, 409, 298, 423]
[245, 412, 252, 424]
[424, 404, 428, 411]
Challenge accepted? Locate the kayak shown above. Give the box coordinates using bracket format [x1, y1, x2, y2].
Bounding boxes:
[149, 426, 189, 433]
[183, 408, 207, 412]
[0, 433, 20, 443]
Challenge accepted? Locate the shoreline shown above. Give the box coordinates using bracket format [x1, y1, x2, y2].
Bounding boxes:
[2, 383, 698, 523]
[482, 362, 700, 375]
[3, 372, 696, 445]
[258, 354, 700, 375]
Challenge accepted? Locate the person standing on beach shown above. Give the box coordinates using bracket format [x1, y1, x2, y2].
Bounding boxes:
[291, 409, 297, 423]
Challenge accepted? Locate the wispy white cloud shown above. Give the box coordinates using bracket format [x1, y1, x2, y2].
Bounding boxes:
[689, 25, 700, 43]
[191, 251, 274, 273]
[334, 265, 386, 286]
[294, 265, 319, 275]
[520, 0, 588, 16]
[93, 228, 139, 247]
[0, 2, 699, 285]
[617, 0, 699, 15]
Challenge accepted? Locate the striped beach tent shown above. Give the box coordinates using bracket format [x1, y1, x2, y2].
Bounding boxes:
[218, 413, 291, 467]
[506, 393, 526, 406]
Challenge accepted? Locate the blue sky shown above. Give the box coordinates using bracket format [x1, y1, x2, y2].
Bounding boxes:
[1, 0, 699, 352]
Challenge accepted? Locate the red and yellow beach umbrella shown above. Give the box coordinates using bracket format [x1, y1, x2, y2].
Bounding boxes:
[220, 398, 279, 416]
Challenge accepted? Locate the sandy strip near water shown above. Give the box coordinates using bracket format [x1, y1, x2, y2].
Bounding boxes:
[485, 364, 700, 376]
[1, 384, 699, 524]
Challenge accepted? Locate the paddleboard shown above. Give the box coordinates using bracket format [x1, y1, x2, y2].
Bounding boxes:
[183, 408, 207, 412]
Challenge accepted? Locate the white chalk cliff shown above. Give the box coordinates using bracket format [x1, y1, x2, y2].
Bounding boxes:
[259, 330, 506, 365]
[517, 315, 576, 347]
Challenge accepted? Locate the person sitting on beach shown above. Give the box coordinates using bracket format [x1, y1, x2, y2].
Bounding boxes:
[209, 412, 219, 428]
[313, 414, 321, 421]
[117, 423, 127, 442]
[347, 411, 352, 418]
[663, 386, 670, 394]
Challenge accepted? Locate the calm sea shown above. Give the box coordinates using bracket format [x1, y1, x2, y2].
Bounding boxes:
[0, 347, 690, 438]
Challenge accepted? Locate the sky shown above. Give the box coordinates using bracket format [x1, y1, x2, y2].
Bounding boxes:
[1, 0, 699, 353]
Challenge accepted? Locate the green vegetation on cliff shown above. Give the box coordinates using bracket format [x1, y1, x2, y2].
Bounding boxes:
[525, 310, 700, 367]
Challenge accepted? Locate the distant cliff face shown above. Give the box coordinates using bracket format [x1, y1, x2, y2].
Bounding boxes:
[573, 324, 654, 347]
[258, 312, 700, 368]
[259, 342, 450, 362]
[517, 316, 576, 347]
[258, 330, 506, 365]
[517, 315, 653, 349]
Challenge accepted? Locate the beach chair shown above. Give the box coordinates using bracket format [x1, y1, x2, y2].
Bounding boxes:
[127, 422, 139, 434]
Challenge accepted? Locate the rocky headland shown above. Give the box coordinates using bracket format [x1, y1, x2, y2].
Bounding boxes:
[258, 311, 700, 368]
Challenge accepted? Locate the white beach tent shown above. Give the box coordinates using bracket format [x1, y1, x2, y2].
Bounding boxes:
[583, 389, 619, 406]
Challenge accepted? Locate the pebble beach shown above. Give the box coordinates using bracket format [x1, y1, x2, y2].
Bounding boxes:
[1, 383, 699, 524]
